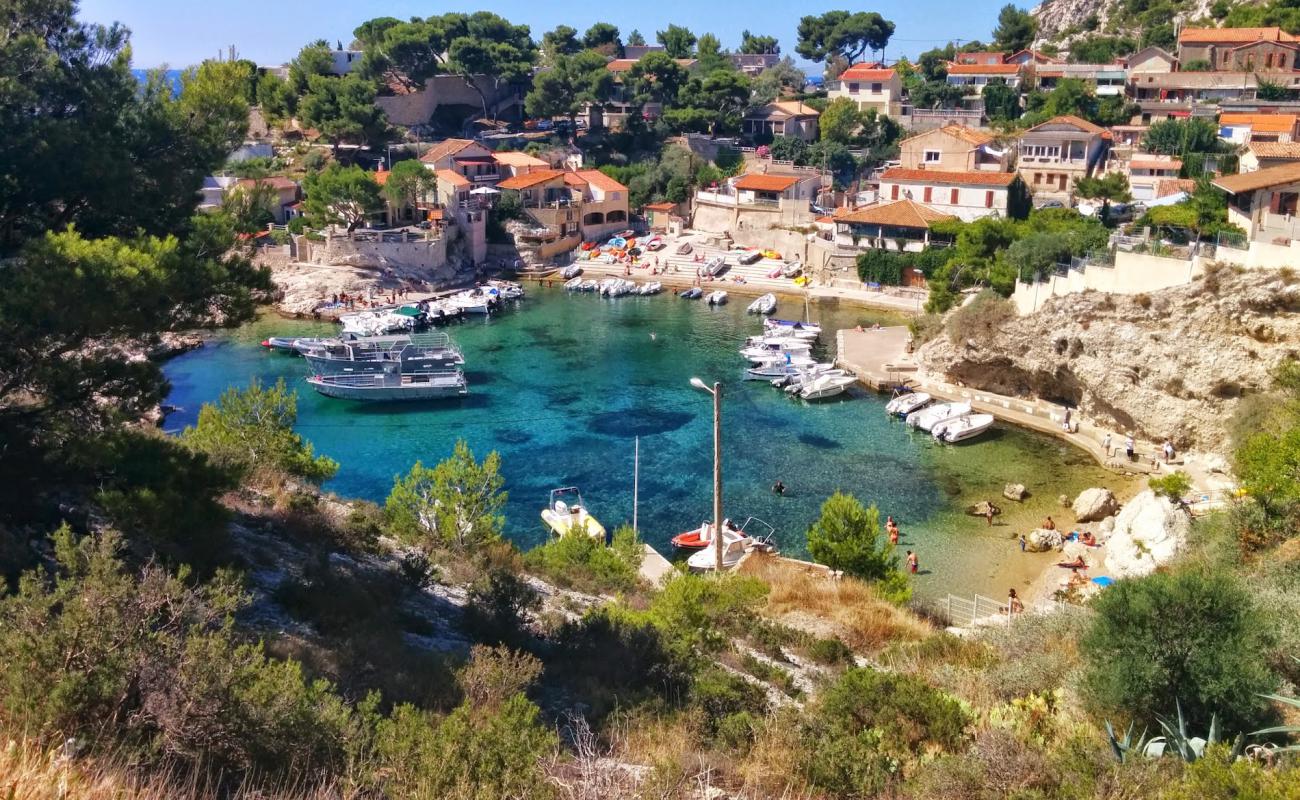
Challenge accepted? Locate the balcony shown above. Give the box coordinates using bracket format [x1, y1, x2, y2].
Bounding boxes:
[469, 171, 500, 183]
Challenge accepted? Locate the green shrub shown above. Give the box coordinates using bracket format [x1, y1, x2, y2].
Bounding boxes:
[807, 636, 855, 666]
[715, 710, 760, 751]
[691, 667, 769, 734]
[806, 492, 909, 600]
[385, 440, 506, 551]
[739, 653, 799, 697]
[1149, 471, 1192, 501]
[460, 568, 539, 646]
[813, 667, 969, 757]
[523, 524, 643, 594]
[182, 378, 338, 483]
[644, 572, 768, 653]
[1081, 568, 1278, 733]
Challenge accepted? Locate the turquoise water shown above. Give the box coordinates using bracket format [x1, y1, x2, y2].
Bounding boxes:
[163, 287, 1124, 598]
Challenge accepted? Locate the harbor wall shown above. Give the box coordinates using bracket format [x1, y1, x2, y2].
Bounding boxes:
[1013, 250, 1206, 315]
[298, 233, 451, 276]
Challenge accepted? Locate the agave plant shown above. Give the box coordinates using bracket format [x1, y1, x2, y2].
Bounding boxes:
[1105, 701, 1245, 763]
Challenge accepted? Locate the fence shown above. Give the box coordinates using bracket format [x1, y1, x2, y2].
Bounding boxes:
[943, 594, 1010, 627]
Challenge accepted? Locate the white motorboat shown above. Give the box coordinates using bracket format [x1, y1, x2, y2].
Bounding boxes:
[740, 339, 812, 362]
[906, 401, 972, 432]
[580, 279, 598, 291]
[685, 517, 775, 572]
[765, 318, 821, 337]
[747, 293, 777, 315]
[885, 391, 932, 417]
[561, 265, 583, 279]
[487, 279, 524, 300]
[638, 281, 663, 295]
[778, 367, 845, 391]
[338, 309, 418, 337]
[564, 276, 584, 290]
[932, 413, 996, 443]
[706, 290, 728, 305]
[798, 373, 856, 400]
[701, 256, 726, 276]
[746, 358, 824, 380]
[540, 487, 606, 540]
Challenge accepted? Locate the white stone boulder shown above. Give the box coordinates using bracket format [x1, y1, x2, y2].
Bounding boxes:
[1025, 528, 1063, 552]
[1098, 516, 1116, 538]
[1004, 483, 1028, 501]
[1073, 488, 1120, 522]
[1104, 490, 1190, 579]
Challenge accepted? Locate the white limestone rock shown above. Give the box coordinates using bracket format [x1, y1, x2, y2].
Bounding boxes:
[1072, 488, 1119, 522]
[1104, 490, 1190, 579]
[1025, 528, 1063, 552]
[1004, 483, 1028, 501]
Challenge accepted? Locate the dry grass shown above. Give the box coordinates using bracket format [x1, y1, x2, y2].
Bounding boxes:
[0, 737, 337, 800]
[738, 553, 932, 653]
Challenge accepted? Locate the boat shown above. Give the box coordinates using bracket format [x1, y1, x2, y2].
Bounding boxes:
[740, 338, 812, 362]
[615, 229, 635, 239]
[540, 487, 606, 540]
[779, 366, 846, 391]
[679, 287, 703, 299]
[747, 293, 777, 315]
[676, 241, 693, 255]
[933, 413, 996, 443]
[906, 401, 973, 432]
[671, 519, 740, 551]
[799, 373, 856, 401]
[745, 357, 824, 380]
[564, 276, 584, 290]
[766, 264, 783, 279]
[737, 250, 763, 265]
[306, 366, 467, 401]
[299, 332, 465, 375]
[261, 336, 303, 352]
[765, 318, 821, 337]
[686, 517, 775, 572]
[793, 275, 810, 287]
[487, 279, 525, 300]
[638, 281, 663, 295]
[706, 290, 728, 305]
[885, 391, 932, 417]
[449, 287, 498, 315]
[761, 249, 781, 260]
[339, 309, 418, 337]
[782, 261, 803, 278]
[645, 236, 665, 251]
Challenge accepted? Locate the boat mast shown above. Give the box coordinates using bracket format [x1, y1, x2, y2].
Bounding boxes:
[633, 436, 640, 534]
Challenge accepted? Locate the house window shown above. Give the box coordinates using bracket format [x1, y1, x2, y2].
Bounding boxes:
[848, 82, 859, 93]
[1033, 173, 1042, 185]
[890, 184, 899, 200]
[923, 186, 933, 202]
[871, 82, 882, 93]
[1267, 53, 1275, 69]
[924, 150, 941, 163]
[1059, 174, 1068, 190]
[950, 188, 959, 205]
[985, 190, 994, 208]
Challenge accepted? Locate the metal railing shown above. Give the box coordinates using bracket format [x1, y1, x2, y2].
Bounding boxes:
[943, 593, 1012, 627]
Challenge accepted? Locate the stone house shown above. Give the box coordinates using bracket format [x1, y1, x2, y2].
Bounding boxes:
[496, 168, 630, 243]
[828, 198, 956, 252]
[1015, 115, 1109, 200]
[1177, 26, 1299, 70]
[1125, 46, 1178, 74]
[827, 64, 903, 117]
[877, 168, 1024, 221]
[898, 125, 1007, 171]
[741, 101, 820, 142]
[1213, 162, 1300, 244]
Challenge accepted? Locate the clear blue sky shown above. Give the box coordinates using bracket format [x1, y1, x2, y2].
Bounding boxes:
[80, 0, 1011, 71]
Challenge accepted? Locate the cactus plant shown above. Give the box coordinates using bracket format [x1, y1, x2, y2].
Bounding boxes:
[1105, 700, 1245, 763]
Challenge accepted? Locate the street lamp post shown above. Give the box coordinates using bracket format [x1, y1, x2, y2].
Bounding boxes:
[690, 377, 724, 571]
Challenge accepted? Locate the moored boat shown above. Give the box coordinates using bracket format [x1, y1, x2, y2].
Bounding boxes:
[262, 336, 303, 352]
[706, 290, 728, 305]
[765, 318, 821, 337]
[679, 287, 703, 299]
[885, 391, 932, 417]
[932, 413, 996, 443]
[306, 367, 467, 401]
[540, 487, 606, 540]
[686, 517, 775, 572]
[798, 373, 856, 401]
[747, 293, 777, 315]
[299, 332, 464, 375]
[906, 401, 972, 432]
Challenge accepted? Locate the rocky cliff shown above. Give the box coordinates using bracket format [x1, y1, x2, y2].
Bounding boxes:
[1029, 0, 1246, 51]
[918, 270, 1300, 454]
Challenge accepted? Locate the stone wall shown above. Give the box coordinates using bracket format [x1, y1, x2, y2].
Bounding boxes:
[299, 233, 450, 276]
[375, 76, 520, 127]
[1013, 250, 1206, 314]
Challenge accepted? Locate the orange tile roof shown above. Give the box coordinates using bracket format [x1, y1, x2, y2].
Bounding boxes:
[733, 173, 804, 192]
[606, 57, 697, 72]
[575, 169, 627, 193]
[947, 63, 1022, 75]
[839, 64, 898, 81]
[492, 151, 548, 167]
[644, 201, 676, 211]
[1130, 158, 1183, 171]
[1178, 26, 1296, 43]
[372, 170, 389, 186]
[434, 169, 470, 189]
[1248, 141, 1300, 159]
[496, 169, 567, 190]
[1026, 114, 1107, 135]
[835, 199, 956, 228]
[1213, 161, 1300, 193]
[1155, 178, 1196, 198]
[880, 168, 1019, 187]
[939, 124, 995, 145]
[420, 138, 479, 164]
[769, 100, 821, 117]
[1220, 113, 1299, 133]
[562, 173, 588, 188]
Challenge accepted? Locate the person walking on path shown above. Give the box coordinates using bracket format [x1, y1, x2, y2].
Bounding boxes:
[906, 550, 918, 574]
[1007, 588, 1024, 615]
[1163, 440, 1175, 464]
[1125, 435, 1136, 462]
[1102, 433, 1112, 457]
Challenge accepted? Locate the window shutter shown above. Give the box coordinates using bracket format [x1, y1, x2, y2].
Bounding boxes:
[923, 186, 932, 202]
[891, 184, 899, 200]
[950, 188, 959, 205]
[985, 190, 994, 208]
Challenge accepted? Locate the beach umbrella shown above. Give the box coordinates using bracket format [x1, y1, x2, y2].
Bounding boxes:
[470, 186, 500, 195]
